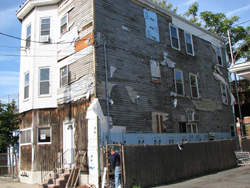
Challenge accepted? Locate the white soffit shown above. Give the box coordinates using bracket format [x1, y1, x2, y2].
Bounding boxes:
[228, 61, 250, 80]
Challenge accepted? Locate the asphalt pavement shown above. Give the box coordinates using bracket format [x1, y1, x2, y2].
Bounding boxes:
[0, 167, 249, 188]
[154, 166, 250, 188]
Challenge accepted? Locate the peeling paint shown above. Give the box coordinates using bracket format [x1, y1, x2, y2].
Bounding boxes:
[110, 66, 116, 78]
[170, 91, 177, 97]
[173, 99, 177, 108]
[161, 52, 175, 68]
[125, 86, 138, 103]
[192, 98, 222, 112]
[97, 82, 116, 99]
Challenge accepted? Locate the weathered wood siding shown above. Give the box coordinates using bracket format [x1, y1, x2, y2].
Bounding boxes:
[123, 139, 238, 187]
[20, 145, 32, 171]
[94, 0, 233, 133]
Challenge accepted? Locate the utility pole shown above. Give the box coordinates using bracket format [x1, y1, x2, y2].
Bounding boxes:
[228, 30, 245, 140]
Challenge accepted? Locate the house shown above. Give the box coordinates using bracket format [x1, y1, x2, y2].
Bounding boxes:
[16, 0, 235, 186]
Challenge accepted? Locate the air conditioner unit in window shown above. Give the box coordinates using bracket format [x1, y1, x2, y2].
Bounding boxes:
[187, 112, 200, 122]
[40, 35, 50, 43]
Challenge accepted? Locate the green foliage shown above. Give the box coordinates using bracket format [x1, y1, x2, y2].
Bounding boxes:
[150, 0, 178, 13]
[0, 100, 20, 153]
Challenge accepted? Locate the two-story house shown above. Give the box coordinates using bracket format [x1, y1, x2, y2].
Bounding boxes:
[16, 0, 235, 185]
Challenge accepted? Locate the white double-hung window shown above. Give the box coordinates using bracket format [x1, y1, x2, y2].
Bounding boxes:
[41, 18, 50, 36]
[170, 25, 180, 50]
[61, 14, 68, 34]
[39, 67, 50, 96]
[24, 72, 29, 99]
[185, 32, 194, 55]
[217, 47, 223, 66]
[221, 83, 228, 104]
[26, 24, 31, 48]
[174, 69, 184, 96]
[189, 74, 199, 98]
[60, 66, 68, 87]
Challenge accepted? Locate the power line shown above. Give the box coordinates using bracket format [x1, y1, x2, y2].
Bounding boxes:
[233, 19, 250, 26]
[0, 32, 89, 44]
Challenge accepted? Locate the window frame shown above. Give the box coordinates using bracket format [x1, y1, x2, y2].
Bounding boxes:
[169, 24, 180, 51]
[20, 128, 32, 146]
[60, 66, 68, 87]
[37, 127, 52, 144]
[39, 67, 50, 96]
[189, 73, 199, 99]
[174, 69, 185, 96]
[186, 123, 198, 133]
[40, 17, 51, 37]
[221, 83, 228, 104]
[60, 14, 68, 35]
[24, 72, 30, 100]
[26, 24, 31, 48]
[184, 32, 194, 56]
[217, 47, 223, 66]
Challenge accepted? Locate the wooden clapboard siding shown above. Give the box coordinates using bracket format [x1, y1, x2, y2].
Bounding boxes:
[94, 0, 233, 133]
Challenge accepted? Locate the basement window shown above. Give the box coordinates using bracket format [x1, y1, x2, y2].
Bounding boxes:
[20, 129, 32, 145]
[38, 127, 51, 144]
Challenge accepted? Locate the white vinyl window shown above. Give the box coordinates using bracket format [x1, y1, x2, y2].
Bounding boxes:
[170, 25, 180, 50]
[186, 123, 198, 133]
[38, 127, 51, 144]
[20, 128, 32, 145]
[189, 74, 199, 98]
[61, 14, 68, 34]
[39, 67, 50, 96]
[41, 18, 50, 36]
[24, 72, 29, 99]
[185, 32, 194, 55]
[60, 66, 68, 87]
[26, 24, 31, 48]
[217, 47, 223, 66]
[221, 83, 228, 104]
[174, 69, 184, 96]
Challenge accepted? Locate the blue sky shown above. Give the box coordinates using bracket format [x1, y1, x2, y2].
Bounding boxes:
[0, 0, 249, 104]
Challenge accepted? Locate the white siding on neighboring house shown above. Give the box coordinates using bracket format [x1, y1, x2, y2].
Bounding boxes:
[19, 5, 59, 113]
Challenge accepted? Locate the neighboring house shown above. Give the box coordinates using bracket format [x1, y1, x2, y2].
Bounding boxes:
[16, 0, 235, 186]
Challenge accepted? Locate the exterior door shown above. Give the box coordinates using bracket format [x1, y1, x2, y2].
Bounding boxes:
[63, 122, 74, 169]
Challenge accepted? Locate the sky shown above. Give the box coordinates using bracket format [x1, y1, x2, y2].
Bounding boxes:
[0, 0, 250, 104]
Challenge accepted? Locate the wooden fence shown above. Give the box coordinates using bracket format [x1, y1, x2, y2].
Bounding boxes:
[123, 139, 239, 188]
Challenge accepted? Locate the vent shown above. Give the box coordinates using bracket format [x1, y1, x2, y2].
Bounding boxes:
[40, 35, 50, 43]
[187, 112, 200, 122]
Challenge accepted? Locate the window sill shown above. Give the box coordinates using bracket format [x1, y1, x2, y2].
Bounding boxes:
[171, 46, 181, 51]
[187, 52, 195, 56]
[37, 142, 51, 145]
[23, 98, 29, 102]
[38, 94, 51, 98]
[20, 143, 32, 146]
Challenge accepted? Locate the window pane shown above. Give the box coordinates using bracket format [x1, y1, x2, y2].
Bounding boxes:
[61, 15, 67, 25]
[217, 48, 221, 56]
[170, 26, 177, 38]
[25, 73, 29, 86]
[192, 125, 197, 133]
[187, 124, 191, 133]
[185, 33, 191, 44]
[40, 68, 49, 81]
[42, 18, 50, 24]
[172, 37, 179, 49]
[41, 31, 50, 36]
[61, 66, 67, 77]
[41, 24, 50, 30]
[61, 24, 67, 34]
[38, 127, 51, 143]
[175, 70, 182, 83]
[190, 75, 196, 86]
[40, 81, 49, 95]
[177, 83, 183, 95]
[20, 132, 26, 144]
[217, 56, 222, 65]
[27, 25, 31, 37]
[26, 36, 31, 48]
[61, 76, 67, 86]
[192, 86, 198, 98]
[26, 129, 31, 143]
[187, 43, 193, 54]
[24, 85, 29, 99]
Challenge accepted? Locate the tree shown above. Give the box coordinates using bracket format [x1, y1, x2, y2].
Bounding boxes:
[0, 100, 20, 153]
[183, 2, 201, 26]
[150, 0, 178, 13]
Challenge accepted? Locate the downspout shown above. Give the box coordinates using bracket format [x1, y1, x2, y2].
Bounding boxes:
[103, 40, 110, 144]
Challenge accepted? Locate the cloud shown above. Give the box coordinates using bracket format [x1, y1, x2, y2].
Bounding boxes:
[181, 0, 198, 6]
[0, 7, 19, 31]
[0, 71, 19, 86]
[226, 4, 250, 17]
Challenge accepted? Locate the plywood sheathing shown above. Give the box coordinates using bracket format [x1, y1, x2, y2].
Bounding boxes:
[75, 32, 94, 53]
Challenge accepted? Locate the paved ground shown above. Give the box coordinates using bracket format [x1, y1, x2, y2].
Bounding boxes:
[0, 167, 250, 188]
[154, 166, 250, 188]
